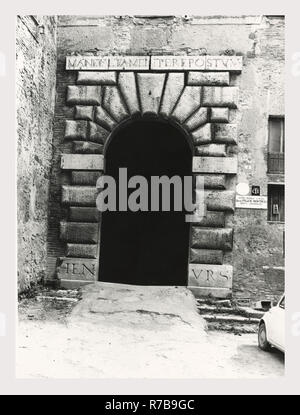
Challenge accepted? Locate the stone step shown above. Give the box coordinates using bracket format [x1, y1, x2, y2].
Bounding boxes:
[196, 297, 263, 334]
[200, 313, 260, 325]
[197, 303, 264, 319]
[207, 322, 258, 334]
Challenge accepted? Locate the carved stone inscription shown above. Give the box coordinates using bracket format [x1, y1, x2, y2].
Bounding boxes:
[188, 264, 233, 288]
[57, 257, 97, 281]
[66, 55, 243, 71]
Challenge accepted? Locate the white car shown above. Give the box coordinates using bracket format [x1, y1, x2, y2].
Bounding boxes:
[258, 294, 285, 353]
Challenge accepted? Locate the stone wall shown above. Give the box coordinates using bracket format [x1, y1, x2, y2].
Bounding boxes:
[17, 16, 57, 292]
[47, 15, 284, 301]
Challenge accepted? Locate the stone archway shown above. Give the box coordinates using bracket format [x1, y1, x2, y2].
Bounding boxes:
[100, 117, 193, 285]
[57, 59, 241, 298]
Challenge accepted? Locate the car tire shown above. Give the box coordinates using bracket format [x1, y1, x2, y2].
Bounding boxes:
[258, 321, 271, 351]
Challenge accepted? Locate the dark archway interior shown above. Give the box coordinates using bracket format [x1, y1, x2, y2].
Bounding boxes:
[99, 118, 192, 285]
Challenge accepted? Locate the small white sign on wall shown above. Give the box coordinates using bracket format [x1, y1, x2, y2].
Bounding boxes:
[236, 195, 268, 209]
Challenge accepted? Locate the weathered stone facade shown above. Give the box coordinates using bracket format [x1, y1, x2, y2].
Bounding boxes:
[17, 16, 57, 292]
[17, 15, 284, 301]
[54, 60, 241, 296]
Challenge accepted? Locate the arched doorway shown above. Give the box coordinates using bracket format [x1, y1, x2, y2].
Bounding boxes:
[99, 117, 193, 285]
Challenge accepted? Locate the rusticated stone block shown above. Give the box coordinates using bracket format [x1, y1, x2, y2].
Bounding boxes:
[67, 85, 101, 105]
[190, 211, 225, 227]
[94, 106, 117, 131]
[61, 154, 104, 170]
[73, 141, 103, 154]
[69, 207, 100, 222]
[195, 174, 226, 190]
[189, 264, 233, 288]
[56, 257, 97, 280]
[191, 227, 233, 250]
[205, 190, 235, 212]
[118, 72, 140, 114]
[195, 144, 226, 157]
[60, 280, 93, 289]
[102, 86, 129, 122]
[192, 123, 212, 145]
[188, 286, 231, 299]
[210, 107, 229, 123]
[187, 72, 230, 86]
[77, 71, 117, 85]
[192, 156, 237, 174]
[214, 124, 238, 144]
[171, 86, 202, 123]
[74, 106, 94, 121]
[190, 248, 223, 265]
[202, 87, 239, 108]
[61, 185, 97, 206]
[88, 121, 109, 144]
[65, 120, 87, 140]
[184, 107, 208, 131]
[66, 244, 98, 259]
[159, 73, 184, 117]
[71, 171, 102, 186]
[60, 222, 99, 244]
[137, 73, 166, 115]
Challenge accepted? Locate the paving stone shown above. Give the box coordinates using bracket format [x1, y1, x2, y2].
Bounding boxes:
[137, 73, 166, 114]
[77, 71, 117, 85]
[202, 86, 239, 108]
[118, 72, 140, 114]
[171, 86, 202, 123]
[66, 85, 102, 105]
[187, 72, 230, 86]
[159, 73, 185, 117]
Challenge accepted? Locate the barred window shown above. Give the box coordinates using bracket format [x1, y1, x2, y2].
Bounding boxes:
[268, 117, 284, 173]
[268, 184, 284, 222]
